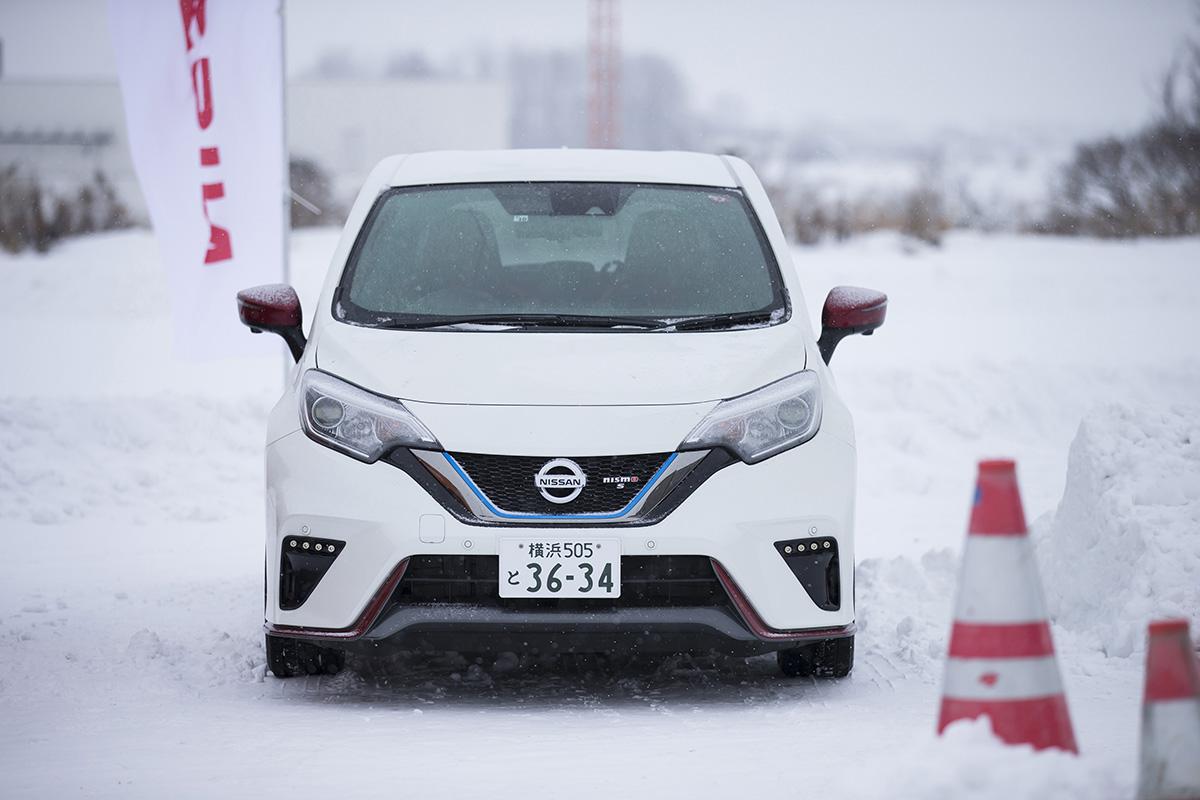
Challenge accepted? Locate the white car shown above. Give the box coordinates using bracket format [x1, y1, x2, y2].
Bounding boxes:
[237, 149, 886, 679]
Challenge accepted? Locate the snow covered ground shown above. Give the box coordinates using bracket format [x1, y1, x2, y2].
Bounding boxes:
[1, 228, 1198, 798]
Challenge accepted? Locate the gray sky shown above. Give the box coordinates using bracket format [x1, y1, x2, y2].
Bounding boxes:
[2, 0, 1195, 139]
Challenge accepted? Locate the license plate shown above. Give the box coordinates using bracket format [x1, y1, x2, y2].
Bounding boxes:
[498, 538, 621, 598]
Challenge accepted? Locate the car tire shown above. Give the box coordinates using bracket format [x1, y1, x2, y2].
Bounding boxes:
[265, 633, 345, 678]
[777, 635, 854, 678]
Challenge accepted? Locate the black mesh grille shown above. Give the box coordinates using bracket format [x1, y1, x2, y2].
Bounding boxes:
[395, 555, 727, 610]
[449, 452, 672, 515]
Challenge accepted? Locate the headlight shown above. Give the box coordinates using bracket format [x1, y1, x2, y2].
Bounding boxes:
[680, 371, 822, 463]
[299, 370, 440, 462]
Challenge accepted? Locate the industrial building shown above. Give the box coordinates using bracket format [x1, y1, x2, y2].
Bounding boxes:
[0, 77, 510, 219]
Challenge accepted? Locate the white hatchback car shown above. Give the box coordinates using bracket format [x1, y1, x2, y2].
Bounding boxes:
[237, 149, 886, 679]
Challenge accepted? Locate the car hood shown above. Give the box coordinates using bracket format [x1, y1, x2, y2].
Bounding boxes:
[314, 320, 808, 406]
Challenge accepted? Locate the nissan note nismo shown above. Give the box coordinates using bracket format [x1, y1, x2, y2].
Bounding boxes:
[236, 149, 887, 679]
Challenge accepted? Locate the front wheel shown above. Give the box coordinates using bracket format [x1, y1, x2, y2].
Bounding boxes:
[777, 635, 854, 678]
[266, 633, 345, 678]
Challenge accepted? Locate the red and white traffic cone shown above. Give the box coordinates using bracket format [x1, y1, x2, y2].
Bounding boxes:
[1137, 619, 1200, 800]
[937, 459, 1078, 752]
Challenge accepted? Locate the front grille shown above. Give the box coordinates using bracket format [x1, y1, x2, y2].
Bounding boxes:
[449, 452, 671, 515]
[394, 555, 728, 610]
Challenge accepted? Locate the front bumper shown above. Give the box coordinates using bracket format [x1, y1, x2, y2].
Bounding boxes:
[277, 602, 854, 657]
[264, 423, 857, 645]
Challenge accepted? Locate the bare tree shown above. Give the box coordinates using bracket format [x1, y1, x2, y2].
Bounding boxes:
[1044, 7, 1200, 237]
[0, 166, 131, 254]
[1161, 4, 1200, 129]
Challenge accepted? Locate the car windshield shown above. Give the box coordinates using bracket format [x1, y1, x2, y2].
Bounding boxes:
[336, 182, 788, 330]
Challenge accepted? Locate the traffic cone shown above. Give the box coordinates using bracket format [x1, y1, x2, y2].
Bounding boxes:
[1137, 619, 1200, 800]
[937, 459, 1078, 752]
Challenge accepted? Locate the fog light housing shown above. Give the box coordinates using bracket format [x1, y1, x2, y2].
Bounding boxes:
[774, 537, 840, 611]
[279, 535, 346, 610]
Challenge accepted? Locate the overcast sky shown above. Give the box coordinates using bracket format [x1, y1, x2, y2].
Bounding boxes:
[2, 0, 1195, 140]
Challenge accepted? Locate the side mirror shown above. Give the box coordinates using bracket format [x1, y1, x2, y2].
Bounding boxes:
[817, 286, 887, 364]
[236, 284, 306, 362]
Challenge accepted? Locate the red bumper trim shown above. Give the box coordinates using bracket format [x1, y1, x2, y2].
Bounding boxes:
[710, 558, 855, 642]
[266, 558, 410, 641]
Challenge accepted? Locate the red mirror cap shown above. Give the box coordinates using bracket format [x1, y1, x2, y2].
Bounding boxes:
[237, 284, 302, 329]
[822, 286, 887, 330]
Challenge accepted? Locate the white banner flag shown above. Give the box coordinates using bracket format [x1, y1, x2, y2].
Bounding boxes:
[109, 0, 285, 358]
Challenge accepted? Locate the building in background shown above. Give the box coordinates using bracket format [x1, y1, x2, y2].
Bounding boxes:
[287, 79, 508, 203]
[0, 76, 509, 220]
[0, 80, 139, 210]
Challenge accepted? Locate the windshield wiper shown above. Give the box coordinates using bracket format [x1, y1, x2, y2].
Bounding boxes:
[379, 313, 664, 330]
[666, 310, 779, 331]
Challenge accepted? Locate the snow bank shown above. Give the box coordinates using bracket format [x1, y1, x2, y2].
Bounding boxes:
[856, 719, 1122, 800]
[1036, 404, 1200, 657]
[857, 549, 958, 680]
[804, 231, 1200, 560]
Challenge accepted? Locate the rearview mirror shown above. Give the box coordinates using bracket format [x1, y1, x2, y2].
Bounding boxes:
[236, 284, 306, 362]
[817, 286, 887, 364]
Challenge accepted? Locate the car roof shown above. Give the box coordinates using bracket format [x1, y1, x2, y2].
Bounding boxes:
[387, 149, 740, 188]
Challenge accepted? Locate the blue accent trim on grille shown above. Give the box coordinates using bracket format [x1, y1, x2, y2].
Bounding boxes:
[442, 452, 678, 520]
